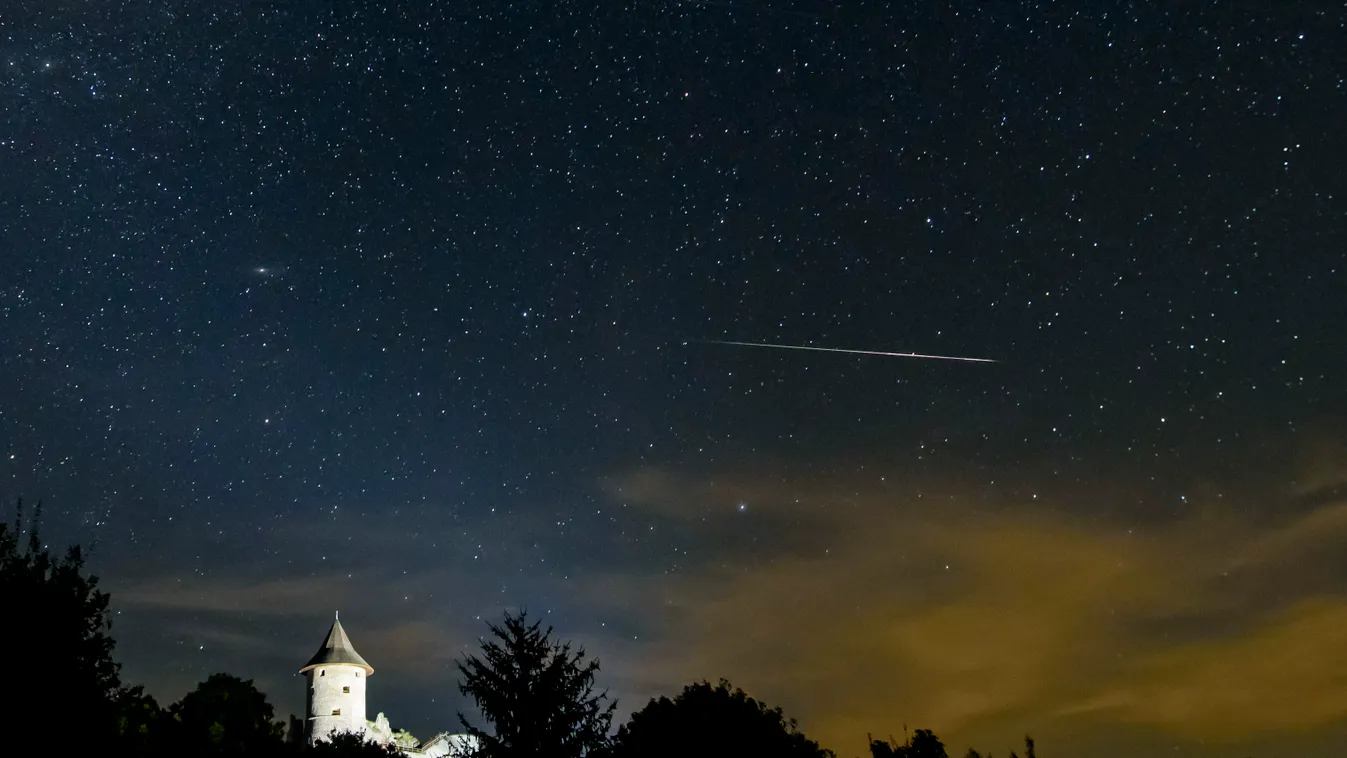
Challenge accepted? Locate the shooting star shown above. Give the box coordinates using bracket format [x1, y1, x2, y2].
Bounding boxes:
[698, 340, 997, 364]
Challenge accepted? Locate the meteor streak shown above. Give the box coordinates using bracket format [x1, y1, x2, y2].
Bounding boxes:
[698, 340, 996, 363]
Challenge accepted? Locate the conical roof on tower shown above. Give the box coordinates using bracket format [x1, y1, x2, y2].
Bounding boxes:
[299, 613, 374, 675]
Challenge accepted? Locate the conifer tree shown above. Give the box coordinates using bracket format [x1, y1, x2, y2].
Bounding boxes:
[456, 610, 615, 758]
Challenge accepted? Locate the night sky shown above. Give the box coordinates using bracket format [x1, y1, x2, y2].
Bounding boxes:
[3, 2, 1346, 756]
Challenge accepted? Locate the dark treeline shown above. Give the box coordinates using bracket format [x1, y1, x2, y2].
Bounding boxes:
[3, 501, 1037, 758]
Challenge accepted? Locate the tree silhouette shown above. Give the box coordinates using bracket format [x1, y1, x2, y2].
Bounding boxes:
[456, 610, 615, 758]
[115, 686, 170, 756]
[612, 679, 833, 758]
[1, 499, 123, 743]
[308, 731, 404, 757]
[168, 672, 287, 757]
[871, 729, 947, 758]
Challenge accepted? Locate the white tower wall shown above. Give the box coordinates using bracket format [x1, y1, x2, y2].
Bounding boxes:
[306, 663, 369, 744]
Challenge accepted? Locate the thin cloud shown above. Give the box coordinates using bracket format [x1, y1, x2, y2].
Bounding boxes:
[583, 461, 1347, 755]
[116, 573, 367, 616]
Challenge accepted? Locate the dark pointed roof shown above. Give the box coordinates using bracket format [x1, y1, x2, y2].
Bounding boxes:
[299, 615, 374, 675]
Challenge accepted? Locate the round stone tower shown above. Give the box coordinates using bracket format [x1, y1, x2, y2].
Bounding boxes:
[300, 613, 374, 745]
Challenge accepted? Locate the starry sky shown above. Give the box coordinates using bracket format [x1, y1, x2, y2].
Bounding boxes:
[3, 2, 1346, 756]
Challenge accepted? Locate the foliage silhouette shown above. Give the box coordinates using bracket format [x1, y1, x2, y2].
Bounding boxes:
[168, 672, 287, 757]
[612, 679, 833, 758]
[309, 731, 405, 756]
[871, 729, 948, 758]
[1, 499, 123, 744]
[962, 735, 1038, 758]
[116, 686, 171, 756]
[456, 609, 615, 758]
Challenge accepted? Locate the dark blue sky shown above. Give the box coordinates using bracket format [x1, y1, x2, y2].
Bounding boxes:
[3, 3, 1344, 756]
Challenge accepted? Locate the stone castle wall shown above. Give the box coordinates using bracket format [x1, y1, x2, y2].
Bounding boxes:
[305, 664, 369, 744]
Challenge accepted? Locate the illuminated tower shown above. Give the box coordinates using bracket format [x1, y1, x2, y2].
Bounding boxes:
[300, 613, 374, 745]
